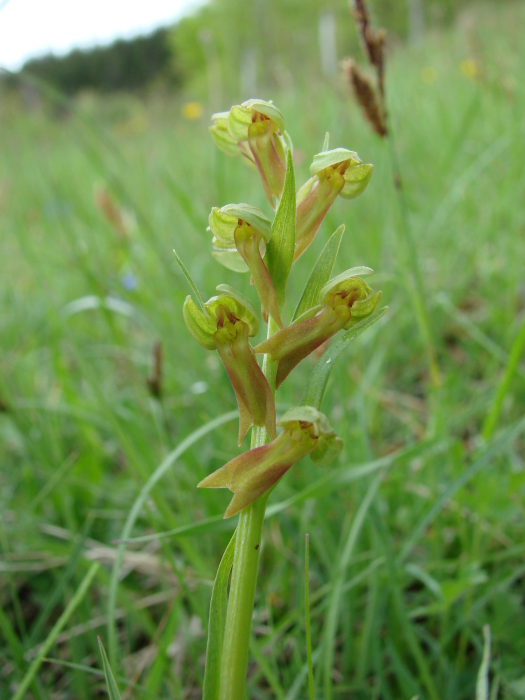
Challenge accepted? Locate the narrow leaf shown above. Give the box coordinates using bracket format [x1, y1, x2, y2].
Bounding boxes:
[98, 636, 122, 700]
[476, 625, 491, 700]
[173, 247, 206, 311]
[292, 224, 345, 322]
[301, 306, 388, 410]
[265, 150, 296, 310]
[305, 534, 315, 700]
[203, 531, 237, 700]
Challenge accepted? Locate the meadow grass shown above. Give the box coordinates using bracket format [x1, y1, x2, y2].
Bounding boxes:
[1, 3, 525, 697]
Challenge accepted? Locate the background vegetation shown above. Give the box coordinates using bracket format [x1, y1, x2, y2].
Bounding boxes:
[1, 0, 524, 698]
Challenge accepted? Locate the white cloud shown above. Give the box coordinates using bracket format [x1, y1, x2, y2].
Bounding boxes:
[0, 0, 203, 70]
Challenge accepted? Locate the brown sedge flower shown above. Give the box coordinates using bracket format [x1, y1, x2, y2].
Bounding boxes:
[183, 286, 276, 444]
[198, 406, 342, 517]
[294, 148, 373, 262]
[254, 270, 382, 388]
[209, 203, 283, 329]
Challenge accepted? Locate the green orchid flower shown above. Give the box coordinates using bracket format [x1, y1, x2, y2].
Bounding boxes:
[254, 270, 382, 387]
[183, 286, 276, 444]
[294, 148, 373, 262]
[209, 203, 283, 328]
[210, 99, 293, 206]
[198, 406, 342, 517]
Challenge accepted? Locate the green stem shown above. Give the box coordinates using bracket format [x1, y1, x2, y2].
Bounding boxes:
[219, 318, 279, 700]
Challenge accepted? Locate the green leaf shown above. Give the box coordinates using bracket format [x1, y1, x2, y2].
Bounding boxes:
[292, 225, 345, 321]
[98, 636, 122, 700]
[265, 150, 296, 310]
[203, 531, 237, 700]
[301, 306, 388, 410]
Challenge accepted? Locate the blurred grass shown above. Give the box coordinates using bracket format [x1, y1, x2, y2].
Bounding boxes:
[1, 2, 525, 697]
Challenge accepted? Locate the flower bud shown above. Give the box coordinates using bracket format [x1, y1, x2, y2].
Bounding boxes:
[209, 204, 283, 328]
[183, 289, 275, 444]
[294, 148, 373, 262]
[198, 406, 341, 517]
[254, 270, 381, 387]
[210, 100, 292, 206]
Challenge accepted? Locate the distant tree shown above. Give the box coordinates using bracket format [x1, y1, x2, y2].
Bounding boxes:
[21, 28, 179, 95]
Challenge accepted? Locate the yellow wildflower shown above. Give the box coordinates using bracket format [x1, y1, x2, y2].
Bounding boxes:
[181, 102, 203, 120]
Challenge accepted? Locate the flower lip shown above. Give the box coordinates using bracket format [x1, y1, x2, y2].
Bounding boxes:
[310, 148, 362, 176]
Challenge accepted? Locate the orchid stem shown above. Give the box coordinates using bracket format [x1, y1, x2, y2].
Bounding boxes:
[218, 317, 279, 700]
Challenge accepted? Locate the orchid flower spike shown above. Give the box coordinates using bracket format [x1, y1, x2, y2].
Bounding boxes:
[294, 148, 373, 262]
[198, 406, 342, 517]
[210, 100, 293, 207]
[209, 203, 283, 328]
[183, 286, 276, 444]
[254, 269, 382, 388]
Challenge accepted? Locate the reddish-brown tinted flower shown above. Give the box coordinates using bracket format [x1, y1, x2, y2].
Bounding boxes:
[198, 407, 342, 517]
[254, 271, 381, 387]
[183, 289, 276, 444]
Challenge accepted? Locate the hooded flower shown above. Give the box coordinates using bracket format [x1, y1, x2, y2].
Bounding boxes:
[254, 270, 382, 387]
[210, 100, 293, 206]
[198, 406, 342, 517]
[294, 148, 373, 262]
[209, 204, 283, 328]
[183, 286, 276, 444]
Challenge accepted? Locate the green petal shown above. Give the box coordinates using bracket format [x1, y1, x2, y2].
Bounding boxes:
[309, 148, 361, 176]
[210, 124, 240, 157]
[183, 295, 216, 350]
[221, 203, 272, 242]
[320, 274, 373, 302]
[208, 207, 238, 246]
[228, 104, 253, 141]
[212, 248, 250, 273]
[241, 99, 286, 134]
[340, 163, 373, 200]
[343, 291, 383, 329]
[278, 406, 334, 436]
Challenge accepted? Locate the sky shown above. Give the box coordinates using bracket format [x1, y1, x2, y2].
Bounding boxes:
[0, 0, 203, 71]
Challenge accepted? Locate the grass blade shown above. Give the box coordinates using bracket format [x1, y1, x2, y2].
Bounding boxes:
[11, 563, 100, 700]
[482, 314, 525, 439]
[305, 534, 315, 700]
[203, 531, 237, 700]
[398, 414, 525, 563]
[292, 224, 344, 322]
[476, 625, 491, 700]
[323, 473, 383, 700]
[98, 636, 122, 700]
[107, 410, 238, 665]
[173, 246, 206, 311]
